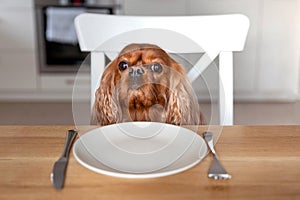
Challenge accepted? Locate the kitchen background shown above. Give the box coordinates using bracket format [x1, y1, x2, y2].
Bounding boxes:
[0, 0, 299, 125]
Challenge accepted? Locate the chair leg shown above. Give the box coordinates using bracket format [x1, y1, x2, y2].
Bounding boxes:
[219, 52, 233, 125]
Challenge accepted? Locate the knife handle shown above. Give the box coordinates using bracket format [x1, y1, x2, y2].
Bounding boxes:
[61, 130, 78, 158]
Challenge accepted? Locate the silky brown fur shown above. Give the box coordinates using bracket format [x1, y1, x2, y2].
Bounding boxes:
[92, 44, 206, 126]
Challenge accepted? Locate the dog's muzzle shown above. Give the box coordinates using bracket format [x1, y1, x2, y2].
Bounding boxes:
[128, 66, 144, 90]
[129, 66, 144, 77]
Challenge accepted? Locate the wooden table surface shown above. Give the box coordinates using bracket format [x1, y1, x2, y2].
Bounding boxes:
[0, 125, 300, 200]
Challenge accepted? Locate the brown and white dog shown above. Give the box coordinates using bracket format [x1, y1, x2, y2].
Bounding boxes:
[92, 43, 206, 126]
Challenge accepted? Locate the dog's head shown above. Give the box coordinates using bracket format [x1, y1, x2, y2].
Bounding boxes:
[92, 43, 205, 125]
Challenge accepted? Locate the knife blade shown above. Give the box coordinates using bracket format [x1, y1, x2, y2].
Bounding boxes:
[51, 129, 78, 190]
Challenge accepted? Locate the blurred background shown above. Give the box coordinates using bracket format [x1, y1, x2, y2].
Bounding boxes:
[0, 0, 299, 125]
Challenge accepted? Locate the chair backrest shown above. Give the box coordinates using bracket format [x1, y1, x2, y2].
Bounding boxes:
[75, 13, 249, 125]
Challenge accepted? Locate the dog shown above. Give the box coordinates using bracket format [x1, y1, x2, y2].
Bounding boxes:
[92, 43, 206, 126]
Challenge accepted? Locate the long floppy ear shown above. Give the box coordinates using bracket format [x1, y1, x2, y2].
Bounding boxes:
[165, 62, 206, 125]
[91, 60, 121, 125]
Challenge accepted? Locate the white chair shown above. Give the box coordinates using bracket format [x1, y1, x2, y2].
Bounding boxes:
[75, 13, 249, 125]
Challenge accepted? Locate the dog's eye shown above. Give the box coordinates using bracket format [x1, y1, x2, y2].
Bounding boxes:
[118, 61, 129, 71]
[151, 63, 163, 73]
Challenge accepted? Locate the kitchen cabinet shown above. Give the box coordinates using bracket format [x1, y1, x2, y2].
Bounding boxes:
[0, 0, 37, 90]
[0, 53, 37, 90]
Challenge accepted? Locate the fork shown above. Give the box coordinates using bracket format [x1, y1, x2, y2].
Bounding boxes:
[203, 132, 232, 180]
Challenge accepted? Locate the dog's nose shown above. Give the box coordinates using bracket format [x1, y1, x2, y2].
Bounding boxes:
[129, 66, 144, 77]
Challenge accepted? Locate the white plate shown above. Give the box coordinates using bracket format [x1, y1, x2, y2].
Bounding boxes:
[73, 122, 208, 178]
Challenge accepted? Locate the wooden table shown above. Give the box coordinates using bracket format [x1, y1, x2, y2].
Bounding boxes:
[0, 125, 300, 199]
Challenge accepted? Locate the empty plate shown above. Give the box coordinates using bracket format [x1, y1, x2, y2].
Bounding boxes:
[73, 122, 207, 178]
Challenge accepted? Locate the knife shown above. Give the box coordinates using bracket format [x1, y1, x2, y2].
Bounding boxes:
[51, 129, 78, 190]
